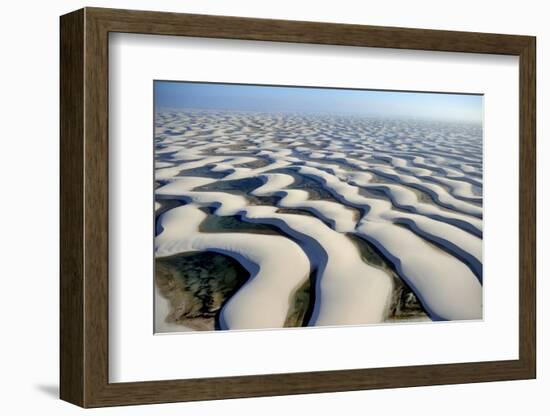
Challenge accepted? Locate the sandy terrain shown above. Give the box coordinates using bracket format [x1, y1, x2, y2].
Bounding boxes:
[154, 110, 483, 332]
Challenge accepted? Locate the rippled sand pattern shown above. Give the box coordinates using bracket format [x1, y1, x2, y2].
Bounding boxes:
[154, 110, 483, 332]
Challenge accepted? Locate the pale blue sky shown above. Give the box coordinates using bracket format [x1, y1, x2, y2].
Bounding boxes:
[154, 81, 483, 123]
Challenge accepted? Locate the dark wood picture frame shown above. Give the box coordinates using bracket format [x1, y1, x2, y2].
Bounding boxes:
[60, 7, 536, 408]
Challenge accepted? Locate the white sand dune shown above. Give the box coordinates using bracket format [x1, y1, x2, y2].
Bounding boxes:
[366, 166, 483, 217]
[357, 220, 482, 320]
[296, 166, 482, 272]
[154, 110, 484, 331]
[155, 180, 394, 326]
[347, 171, 482, 234]
[251, 173, 295, 195]
[156, 204, 310, 330]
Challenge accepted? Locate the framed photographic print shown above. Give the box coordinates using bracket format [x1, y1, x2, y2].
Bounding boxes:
[60, 7, 536, 408]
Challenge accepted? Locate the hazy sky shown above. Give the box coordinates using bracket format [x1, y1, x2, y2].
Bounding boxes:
[154, 81, 483, 123]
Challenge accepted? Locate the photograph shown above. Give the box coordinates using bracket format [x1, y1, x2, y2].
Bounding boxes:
[47, 4, 538, 410]
[153, 81, 484, 333]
